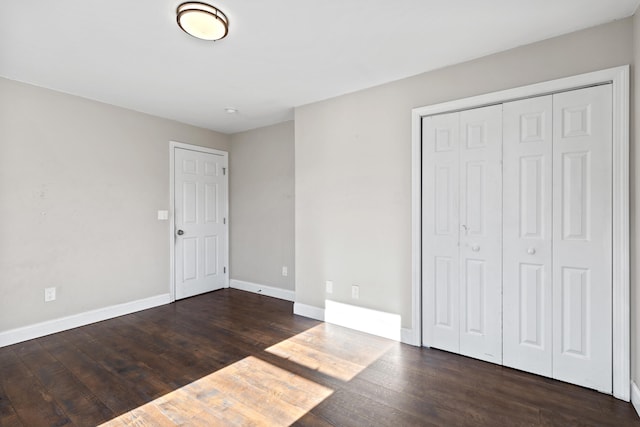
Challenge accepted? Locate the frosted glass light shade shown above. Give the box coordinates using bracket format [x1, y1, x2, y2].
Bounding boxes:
[177, 2, 229, 41]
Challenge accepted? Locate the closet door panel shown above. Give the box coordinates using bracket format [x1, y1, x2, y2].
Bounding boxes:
[503, 96, 553, 377]
[459, 104, 502, 364]
[422, 112, 460, 351]
[552, 85, 612, 393]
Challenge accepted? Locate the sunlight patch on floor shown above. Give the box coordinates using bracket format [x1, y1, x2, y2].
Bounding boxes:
[99, 356, 333, 426]
[265, 323, 395, 382]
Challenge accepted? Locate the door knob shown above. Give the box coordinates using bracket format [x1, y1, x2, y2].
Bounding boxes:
[471, 245, 480, 252]
[177, 229, 184, 236]
[527, 247, 536, 255]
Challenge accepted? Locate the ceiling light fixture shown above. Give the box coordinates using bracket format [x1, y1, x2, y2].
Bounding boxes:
[224, 107, 238, 114]
[176, 2, 229, 41]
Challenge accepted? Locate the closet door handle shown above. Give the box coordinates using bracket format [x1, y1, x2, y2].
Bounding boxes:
[471, 245, 480, 252]
[527, 247, 536, 255]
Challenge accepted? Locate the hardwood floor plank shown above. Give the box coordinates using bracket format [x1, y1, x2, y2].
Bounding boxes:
[0, 349, 72, 427]
[310, 388, 428, 427]
[291, 411, 335, 427]
[63, 328, 175, 402]
[13, 340, 115, 425]
[38, 334, 150, 417]
[0, 380, 23, 427]
[0, 289, 637, 427]
[375, 345, 625, 425]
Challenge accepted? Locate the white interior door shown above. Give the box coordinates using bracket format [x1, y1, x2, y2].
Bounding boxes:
[503, 95, 553, 376]
[552, 85, 612, 392]
[174, 147, 228, 300]
[422, 112, 460, 352]
[458, 105, 503, 364]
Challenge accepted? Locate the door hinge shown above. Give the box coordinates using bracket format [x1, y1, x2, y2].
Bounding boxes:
[224, 266, 227, 274]
[223, 217, 226, 224]
[222, 167, 226, 175]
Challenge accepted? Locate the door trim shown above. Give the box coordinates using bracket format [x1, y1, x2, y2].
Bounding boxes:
[169, 141, 230, 303]
[410, 65, 630, 400]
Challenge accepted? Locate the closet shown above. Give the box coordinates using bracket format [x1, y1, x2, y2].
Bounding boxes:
[421, 84, 613, 393]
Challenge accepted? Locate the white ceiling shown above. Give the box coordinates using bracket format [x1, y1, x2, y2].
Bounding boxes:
[1, 1, 638, 134]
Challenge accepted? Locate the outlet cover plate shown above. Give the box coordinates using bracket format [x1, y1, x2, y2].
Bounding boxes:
[326, 280, 333, 294]
[351, 285, 359, 299]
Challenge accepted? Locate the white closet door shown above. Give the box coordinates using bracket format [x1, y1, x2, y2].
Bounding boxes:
[458, 105, 503, 364]
[503, 96, 553, 376]
[422, 112, 460, 352]
[552, 85, 612, 392]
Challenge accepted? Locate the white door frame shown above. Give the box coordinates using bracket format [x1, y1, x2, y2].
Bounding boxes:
[169, 141, 230, 302]
[410, 65, 630, 400]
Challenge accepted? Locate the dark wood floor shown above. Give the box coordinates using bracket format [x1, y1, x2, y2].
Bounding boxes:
[0, 289, 637, 426]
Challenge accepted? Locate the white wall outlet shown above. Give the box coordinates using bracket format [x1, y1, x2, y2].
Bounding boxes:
[351, 285, 359, 299]
[44, 287, 56, 302]
[157, 210, 169, 220]
[282, 266, 288, 277]
[325, 280, 333, 294]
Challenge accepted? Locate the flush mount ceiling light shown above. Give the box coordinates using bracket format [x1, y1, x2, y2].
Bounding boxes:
[176, 2, 229, 41]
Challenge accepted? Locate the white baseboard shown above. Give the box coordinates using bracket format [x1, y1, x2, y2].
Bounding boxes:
[0, 293, 171, 348]
[293, 302, 325, 321]
[325, 300, 402, 341]
[632, 381, 640, 418]
[293, 301, 417, 345]
[230, 279, 295, 302]
[401, 327, 420, 346]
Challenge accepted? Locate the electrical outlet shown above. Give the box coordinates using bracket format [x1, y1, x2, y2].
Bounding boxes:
[282, 266, 288, 277]
[351, 285, 359, 299]
[157, 210, 169, 220]
[44, 287, 56, 302]
[325, 280, 333, 294]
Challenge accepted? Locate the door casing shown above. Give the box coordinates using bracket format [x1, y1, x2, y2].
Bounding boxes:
[169, 141, 230, 302]
[411, 65, 630, 401]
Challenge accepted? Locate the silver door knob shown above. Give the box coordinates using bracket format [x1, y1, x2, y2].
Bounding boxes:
[527, 247, 536, 255]
[471, 245, 480, 252]
[177, 229, 184, 236]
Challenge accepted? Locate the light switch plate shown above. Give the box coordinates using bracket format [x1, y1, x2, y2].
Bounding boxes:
[157, 210, 169, 220]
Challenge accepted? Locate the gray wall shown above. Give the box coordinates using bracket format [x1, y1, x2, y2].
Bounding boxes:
[0, 77, 229, 332]
[229, 121, 295, 290]
[294, 16, 634, 340]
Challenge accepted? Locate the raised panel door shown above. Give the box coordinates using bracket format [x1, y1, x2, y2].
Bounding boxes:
[422, 112, 460, 352]
[552, 85, 612, 393]
[503, 95, 553, 377]
[458, 105, 502, 364]
[175, 148, 228, 300]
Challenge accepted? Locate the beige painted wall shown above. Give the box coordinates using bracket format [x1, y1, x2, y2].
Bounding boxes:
[229, 121, 295, 290]
[295, 17, 634, 338]
[0, 77, 229, 332]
